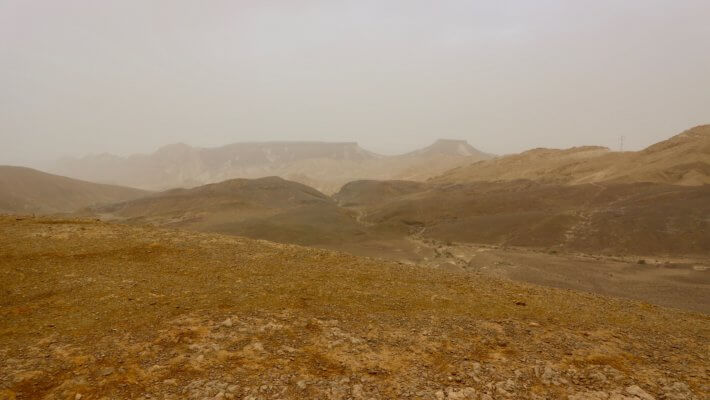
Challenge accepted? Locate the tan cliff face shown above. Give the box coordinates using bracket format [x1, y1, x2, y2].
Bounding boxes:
[49, 125, 710, 194]
[51, 140, 492, 194]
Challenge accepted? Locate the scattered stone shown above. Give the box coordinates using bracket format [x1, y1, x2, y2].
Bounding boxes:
[625, 385, 655, 400]
[589, 371, 607, 383]
[446, 387, 477, 399]
[569, 391, 610, 400]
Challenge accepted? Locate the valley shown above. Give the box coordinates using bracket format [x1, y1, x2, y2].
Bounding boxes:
[1, 125, 709, 399]
[394, 235, 710, 313]
[4, 4, 710, 399]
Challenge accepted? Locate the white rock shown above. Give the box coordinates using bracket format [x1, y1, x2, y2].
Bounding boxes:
[626, 385, 655, 400]
[589, 372, 607, 383]
[352, 384, 365, 399]
[446, 387, 477, 399]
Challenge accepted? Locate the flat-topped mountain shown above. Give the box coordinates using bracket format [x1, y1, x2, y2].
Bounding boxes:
[0, 166, 148, 214]
[52, 140, 492, 193]
[433, 125, 710, 186]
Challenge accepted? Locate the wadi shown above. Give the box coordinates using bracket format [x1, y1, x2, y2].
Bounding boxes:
[2, 2, 710, 398]
[2, 125, 709, 400]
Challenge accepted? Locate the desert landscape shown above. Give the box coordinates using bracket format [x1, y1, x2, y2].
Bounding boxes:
[2, 125, 709, 399]
[51, 139, 491, 194]
[2, 2, 709, 399]
[1, 216, 707, 400]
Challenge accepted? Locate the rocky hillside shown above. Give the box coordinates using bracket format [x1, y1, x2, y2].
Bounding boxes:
[334, 180, 429, 207]
[337, 179, 710, 256]
[0, 166, 148, 214]
[52, 140, 492, 194]
[87, 176, 374, 246]
[82, 172, 710, 256]
[0, 216, 707, 399]
[434, 125, 710, 186]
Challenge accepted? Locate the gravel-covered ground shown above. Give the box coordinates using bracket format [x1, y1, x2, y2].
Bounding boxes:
[1, 216, 707, 399]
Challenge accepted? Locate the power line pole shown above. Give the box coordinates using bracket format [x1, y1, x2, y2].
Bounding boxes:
[619, 135, 624, 152]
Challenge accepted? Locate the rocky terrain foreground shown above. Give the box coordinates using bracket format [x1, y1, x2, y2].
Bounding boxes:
[0, 217, 707, 399]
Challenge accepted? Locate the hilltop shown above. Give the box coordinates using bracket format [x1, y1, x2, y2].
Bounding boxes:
[0, 166, 148, 214]
[0, 216, 707, 399]
[87, 176, 375, 246]
[433, 125, 710, 186]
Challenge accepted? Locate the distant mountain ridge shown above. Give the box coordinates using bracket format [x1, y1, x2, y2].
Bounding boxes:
[52, 140, 492, 193]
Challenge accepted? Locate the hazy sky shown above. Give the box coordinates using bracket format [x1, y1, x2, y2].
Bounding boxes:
[2, 0, 709, 166]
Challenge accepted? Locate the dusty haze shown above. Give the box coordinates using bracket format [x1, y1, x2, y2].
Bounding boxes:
[1, 0, 709, 167]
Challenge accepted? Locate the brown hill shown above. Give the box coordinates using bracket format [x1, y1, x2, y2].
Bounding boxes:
[0, 166, 148, 214]
[52, 140, 492, 194]
[340, 179, 710, 256]
[333, 180, 428, 207]
[434, 125, 710, 186]
[1, 216, 706, 399]
[88, 176, 375, 246]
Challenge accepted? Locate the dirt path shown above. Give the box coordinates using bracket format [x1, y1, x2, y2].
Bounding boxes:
[398, 234, 710, 313]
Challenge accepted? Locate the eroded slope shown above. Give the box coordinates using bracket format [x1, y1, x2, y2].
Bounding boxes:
[434, 125, 710, 187]
[345, 180, 710, 256]
[87, 176, 373, 246]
